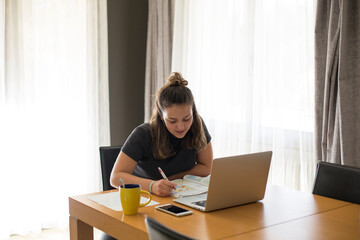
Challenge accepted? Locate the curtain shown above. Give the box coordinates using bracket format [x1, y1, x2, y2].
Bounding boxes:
[315, 0, 360, 167]
[172, 0, 316, 192]
[0, 0, 110, 237]
[144, 0, 174, 122]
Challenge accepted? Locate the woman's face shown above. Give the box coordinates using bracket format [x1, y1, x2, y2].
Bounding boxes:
[161, 104, 193, 139]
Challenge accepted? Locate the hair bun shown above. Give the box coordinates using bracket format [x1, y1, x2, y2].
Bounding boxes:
[168, 72, 188, 86]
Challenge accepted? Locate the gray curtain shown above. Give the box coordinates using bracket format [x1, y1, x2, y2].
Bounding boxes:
[144, 0, 174, 122]
[315, 0, 360, 166]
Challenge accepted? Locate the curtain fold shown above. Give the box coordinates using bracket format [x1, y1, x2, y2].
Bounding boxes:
[144, 0, 174, 122]
[315, 0, 360, 166]
[0, 0, 110, 237]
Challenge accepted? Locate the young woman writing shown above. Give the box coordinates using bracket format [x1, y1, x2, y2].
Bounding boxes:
[110, 72, 213, 197]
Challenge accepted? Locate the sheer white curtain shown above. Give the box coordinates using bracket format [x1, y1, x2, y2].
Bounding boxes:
[173, 0, 316, 192]
[0, 0, 109, 237]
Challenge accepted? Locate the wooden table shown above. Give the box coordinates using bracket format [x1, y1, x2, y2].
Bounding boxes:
[69, 185, 358, 240]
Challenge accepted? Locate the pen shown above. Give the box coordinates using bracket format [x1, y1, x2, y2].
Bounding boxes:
[158, 167, 169, 181]
[158, 167, 177, 192]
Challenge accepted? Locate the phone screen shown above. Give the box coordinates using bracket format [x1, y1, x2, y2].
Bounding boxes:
[156, 204, 192, 216]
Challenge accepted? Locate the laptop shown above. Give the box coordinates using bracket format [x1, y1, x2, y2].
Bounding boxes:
[173, 151, 272, 212]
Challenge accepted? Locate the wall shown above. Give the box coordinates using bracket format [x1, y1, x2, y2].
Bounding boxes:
[107, 0, 148, 145]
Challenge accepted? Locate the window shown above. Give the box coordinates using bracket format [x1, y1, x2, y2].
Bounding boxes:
[172, 0, 316, 192]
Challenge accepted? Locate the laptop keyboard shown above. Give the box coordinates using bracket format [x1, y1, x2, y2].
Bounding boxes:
[192, 200, 207, 207]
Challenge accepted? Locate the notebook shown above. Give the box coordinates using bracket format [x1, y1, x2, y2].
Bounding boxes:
[173, 151, 272, 212]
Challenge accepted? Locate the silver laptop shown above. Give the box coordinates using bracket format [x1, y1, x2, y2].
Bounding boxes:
[173, 151, 272, 212]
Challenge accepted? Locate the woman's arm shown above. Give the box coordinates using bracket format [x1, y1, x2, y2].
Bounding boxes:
[169, 141, 214, 180]
[110, 152, 176, 196]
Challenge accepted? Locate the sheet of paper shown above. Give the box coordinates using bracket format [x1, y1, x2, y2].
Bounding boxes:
[87, 191, 159, 211]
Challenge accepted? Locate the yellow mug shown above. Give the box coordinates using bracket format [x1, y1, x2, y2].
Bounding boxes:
[120, 184, 152, 215]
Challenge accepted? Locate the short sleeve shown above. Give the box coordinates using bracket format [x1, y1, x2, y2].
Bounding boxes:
[121, 123, 152, 162]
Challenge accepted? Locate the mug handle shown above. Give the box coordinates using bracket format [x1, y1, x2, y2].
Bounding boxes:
[139, 190, 152, 207]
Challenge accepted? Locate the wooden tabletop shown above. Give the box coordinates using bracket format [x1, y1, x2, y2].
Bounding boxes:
[69, 185, 357, 240]
[225, 204, 360, 240]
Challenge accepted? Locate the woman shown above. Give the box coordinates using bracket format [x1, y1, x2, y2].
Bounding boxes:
[110, 72, 213, 196]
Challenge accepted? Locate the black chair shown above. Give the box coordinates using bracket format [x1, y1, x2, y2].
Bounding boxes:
[99, 145, 122, 191]
[312, 161, 360, 204]
[99, 146, 122, 240]
[145, 217, 197, 240]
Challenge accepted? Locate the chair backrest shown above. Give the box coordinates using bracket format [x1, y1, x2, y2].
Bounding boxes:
[99, 146, 122, 191]
[145, 217, 197, 240]
[312, 161, 360, 204]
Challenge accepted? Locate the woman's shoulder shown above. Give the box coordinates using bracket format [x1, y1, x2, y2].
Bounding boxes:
[123, 122, 151, 147]
[198, 116, 211, 143]
[134, 122, 150, 133]
[122, 123, 152, 161]
[128, 122, 151, 140]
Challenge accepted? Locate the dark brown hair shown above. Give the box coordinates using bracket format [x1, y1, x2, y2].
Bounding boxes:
[149, 72, 207, 159]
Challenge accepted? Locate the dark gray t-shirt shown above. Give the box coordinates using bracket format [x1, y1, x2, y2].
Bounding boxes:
[121, 120, 211, 180]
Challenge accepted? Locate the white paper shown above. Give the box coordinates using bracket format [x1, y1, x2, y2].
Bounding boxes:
[87, 191, 159, 211]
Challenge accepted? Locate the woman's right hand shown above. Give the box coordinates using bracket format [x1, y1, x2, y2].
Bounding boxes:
[152, 179, 177, 196]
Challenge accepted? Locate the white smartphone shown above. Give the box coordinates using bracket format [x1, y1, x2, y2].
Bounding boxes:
[155, 204, 193, 217]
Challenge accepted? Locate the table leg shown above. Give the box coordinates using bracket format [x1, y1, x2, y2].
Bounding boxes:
[69, 216, 94, 240]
